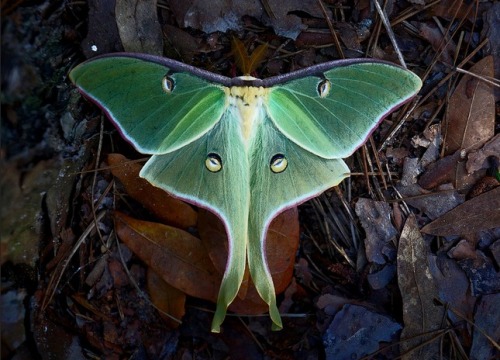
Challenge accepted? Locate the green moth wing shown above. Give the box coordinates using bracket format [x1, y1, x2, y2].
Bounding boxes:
[69, 55, 228, 154]
[267, 63, 422, 159]
[140, 111, 250, 332]
[142, 113, 350, 332]
[246, 115, 349, 331]
[70, 53, 422, 332]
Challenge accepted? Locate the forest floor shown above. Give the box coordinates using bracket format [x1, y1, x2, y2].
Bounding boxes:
[1, 0, 499, 359]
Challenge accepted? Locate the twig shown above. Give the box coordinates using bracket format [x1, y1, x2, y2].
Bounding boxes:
[369, 136, 388, 191]
[416, 37, 488, 107]
[317, 0, 344, 58]
[373, 0, 406, 68]
[91, 117, 105, 246]
[42, 211, 106, 310]
[455, 67, 500, 88]
[390, 0, 441, 27]
[378, 97, 420, 152]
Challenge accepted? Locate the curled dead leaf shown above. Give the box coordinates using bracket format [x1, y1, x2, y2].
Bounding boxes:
[445, 56, 495, 155]
[115, 209, 299, 317]
[114, 211, 220, 301]
[115, 0, 163, 54]
[397, 215, 445, 359]
[108, 153, 197, 229]
[355, 198, 398, 265]
[167, 0, 327, 40]
[466, 134, 500, 174]
[421, 186, 500, 236]
[147, 269, 185, 328]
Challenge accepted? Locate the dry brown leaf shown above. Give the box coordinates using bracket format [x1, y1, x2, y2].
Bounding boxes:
[418, 150, 461, 189]
[336, 22, 363, 51]
[397, 157, 465, 220]
[114, 211, 220, 301]
[295, 32, 337, 48]
[115, 210, 297, 316]
[167, 0, 327, 40]
[466, 133, 500, 173]
[428, 255, 476, 325]
[33, 298, 86, 359]
[355, 198, 398, 265]
[468, 176, 500, 199]
[398, 214, 445, 359]
[108, 153, 197, 229]
[323, 304, 402, 359]
[147, 269, 185, 328]
[415, 22, 455, 64]
[483, 3, 500, 100]
[447, 239, 477, 260]
[469, 294, 500, 359]
[163, 24, 200, 61]
[421, 186, 500, 236]
[454, 161, 486, 193]
[445, 56, 495, 155]
[418, 150, 487, 193]
[429, 0, 480, 22]
[115, 0, 163, 55]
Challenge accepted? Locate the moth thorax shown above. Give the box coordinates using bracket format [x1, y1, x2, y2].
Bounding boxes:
[228, 86, 268, 143]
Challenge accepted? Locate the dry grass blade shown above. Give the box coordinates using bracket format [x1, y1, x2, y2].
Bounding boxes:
[91, 117, 105, 246]
[416, 37, 488, 108]
[455, 66, 500, 88]
[418, 1, 475, 82]
[369, 137, 388, 191]
[378, 97, 420, 152]
[373, 0, 406, 67]
[42, 211, 106, 310]
[434, 298, 500, 352]
[390, 0, 441, 26]
[317, 0, 344, 58]
[310, 190, 359, 269]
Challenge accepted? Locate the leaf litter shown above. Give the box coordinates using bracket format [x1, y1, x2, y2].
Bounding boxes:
[167, 0, 328, 40]
[397, 215, 446, 359]
[3, 0, 500, 358]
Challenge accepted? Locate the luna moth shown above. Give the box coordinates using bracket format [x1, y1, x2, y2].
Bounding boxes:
[69, 53, 421, 332]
